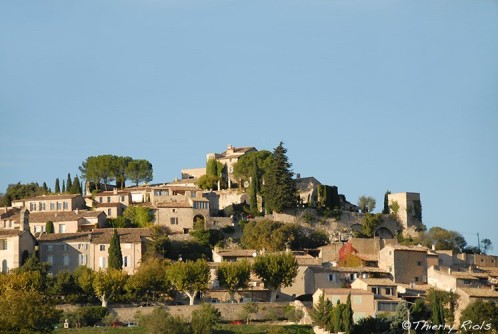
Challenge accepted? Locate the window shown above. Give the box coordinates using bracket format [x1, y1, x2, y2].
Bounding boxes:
[47, 256, 54, 265]
[99, 197, 103, 203]
[417, 261, 422, 266]
[328, 274, 336, 282]
[107, 209, 112, 216]
[385, 288, 393, 295]
[59, 224, 66, 233]
[123, 256, 129, 267]
[39, 202, 46, 211]
[170, 217, 179, 225]
[50, 203, 55, 210]
[349, 273, 358, 281]
[415, 277, 420, 282]
[47, 245, 53, 252]
[0, 239, 7, 250]
[56, 202, 62, 210]
[34, 225, 43, 233]
[99, 256, 107, 268]
[191, 191, 196, 198]
[172, 209, 176, 213]
[389, 251, 392, 256]
[121, 196, 125, 202]
[63, 202, 68, 210]
[29, 202, 36, 211]
[79, 254, 87, 265]
[100, 244, 106, 251]
[107, 197, 111, 203]
[378, 302, 397, 312]
[63, 255, 70, 266]
[463, 280, 471, 285]
[371, 287, 379, 294]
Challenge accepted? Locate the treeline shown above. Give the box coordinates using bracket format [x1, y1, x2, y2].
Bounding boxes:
[79, 155, 153, 190]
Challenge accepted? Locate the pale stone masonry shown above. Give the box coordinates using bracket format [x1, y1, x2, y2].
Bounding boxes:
[38, 228, 151, 275]
[12, 194, 86, 212]
[0, 208, 36, 273]
[378, 244, 429, 284]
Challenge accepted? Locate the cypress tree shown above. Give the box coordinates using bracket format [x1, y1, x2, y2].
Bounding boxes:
[431, 292, 445, 334]
[383, 190, 391, 214]
[55, 178, 60, 193]
[333, 300, 343, 333]
[67, 173, 72, 192]
[108, 229, 123, 269]
[343, 293, 354, 334]
[42, 182, 48, 193]
[249, 157, 259, 214]
[46, 221, 54, 234]
[71, 176, 82, 194]
[206, 158, 218, 176]
[263, 142, 298, 213]
[62, 180, 66, 193]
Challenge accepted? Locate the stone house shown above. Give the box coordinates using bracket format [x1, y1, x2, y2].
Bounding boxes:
[378, 245, 429, 284]
[206, 144, 257, 188]
[351, 278, 398, 298]
[38, 228, 151, 275]
[427, 266, 483, 291]
[92, 188, 132, 218]
[0, 209, 36, 273]
[294, 175, 321, 206]
[313, 288, 376, 322]
[12, 194, 86, 212]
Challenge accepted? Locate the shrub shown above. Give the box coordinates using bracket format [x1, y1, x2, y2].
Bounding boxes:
[191, 304, 222, 334]
[62, 306, 108, 327]
[140, 308, 191, 334]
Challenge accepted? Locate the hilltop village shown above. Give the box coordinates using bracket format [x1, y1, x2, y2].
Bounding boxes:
[0, 143, 497, 333]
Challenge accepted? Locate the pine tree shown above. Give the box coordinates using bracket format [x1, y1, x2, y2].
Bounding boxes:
[55, 178, 60, 193]
[67, 173, 72, 192]
[263, 142, 298, 213]
[108, 229, 123, 270]
[343, 293, 354, 334]
[62, 180, 66, 193]
[249, 157, 259, 214]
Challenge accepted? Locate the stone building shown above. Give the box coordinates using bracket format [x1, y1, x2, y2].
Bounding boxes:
[387, 192, 425, 237]
[12, 194, 86, 212]
[378, 244, 429, 284]
[0, 208, 36, 273]
[38, 228, 151, 275]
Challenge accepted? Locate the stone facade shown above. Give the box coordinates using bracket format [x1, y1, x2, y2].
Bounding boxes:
[12, 194, 86, 212]
[378, 245, 428, 284]
[387, 192, 425, 236]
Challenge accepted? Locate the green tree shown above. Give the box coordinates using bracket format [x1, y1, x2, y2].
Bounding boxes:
[311, 292, 333, 329]
[125, 258, 170, 301]
[430, 291, 445, 334]
[139, 308, 192, 334]
[332, 300, 345, 333]
[0, 182, 44, 206]
[167, 259, 209, 305]
[55, 178, 61, 193]
[108, 229, 123, 270]
[233, 150, 272, 183]
[480, 238, 493, 254]
[240, 301, 259, 324]
[122, 206, 154, 227]
[66, 173, 72, 192]
[357, 213, 383, 238]
[196, 174, 221, 191]
[460, 300, 498, 334]
[382, 190, 391, 214]
[249, 157, 259, 214]
[317, 185, 340, 209]
[423, 227, 467, 252]
[42, 182, 48, 193]
[343, 293, 354, 334]
[45, 221, 54, 234]
[263, 142, 298, 213]
[92, 268, 128, 307]
[126, 159, 153, 187]
[357, 195, 376, 213]
[62, 179, 66, 193]
[216, 260, 252, 302]
[73, 266, 95, 301]
[191, 303, 222, 334]
[253, 252, 298, 302]
[0, 289, 61, 334]
[70, 175, 82, 194]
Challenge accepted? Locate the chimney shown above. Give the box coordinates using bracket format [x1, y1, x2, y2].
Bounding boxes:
[448, 268, 452, 275]
[19, 208, 30, 232]
[432, 244, 436, 251]
[113, 188, 118, 195]
[75, 208, 79, 214]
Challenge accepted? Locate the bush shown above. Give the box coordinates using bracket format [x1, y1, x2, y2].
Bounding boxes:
[284, 305, 304, 323]
[191, 304, 222, 334]
[140, 308, 191, 334]
[63, 306, 109, 327]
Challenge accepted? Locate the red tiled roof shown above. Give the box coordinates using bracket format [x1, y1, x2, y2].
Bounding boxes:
[13, 194, 82, 202]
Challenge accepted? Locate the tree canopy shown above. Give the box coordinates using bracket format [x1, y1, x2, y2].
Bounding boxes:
[166, 259, 210, 305]
[92, 268, 128, 307]
[357, 195, 376, 213]
[422, 227, 467, 252]
[263, 142, 298, 213]
[0, 182, 45, 206]
[253, 252, 298, 302]
[79, 155, 153, 190]
[216, 260, 252, 302]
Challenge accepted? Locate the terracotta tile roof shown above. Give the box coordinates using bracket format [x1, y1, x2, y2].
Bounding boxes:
[295, 255, 322, 266]
[29, 210, 105, 223]
[459, 288, 498, 298]
[0, 207, 21, 219]
[451, 272, 480, 280]
[0, 229, 23, 237]
[13, 194, 82, 202]
[356, 278, 397, 286]
[38, 228, 151, 244]
[320, 288, 374, 296]
[96, 190, 131, 195]
[386, 245, 429, 252]
[156, 201, 192, 208]
[309, 266, 389, 274]
[216, 249, 257, 257]
[94, 202, 123, 208]
[356, 254, 379, 262]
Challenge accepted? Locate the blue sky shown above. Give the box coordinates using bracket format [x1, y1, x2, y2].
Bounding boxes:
[1, 0, 497, 253]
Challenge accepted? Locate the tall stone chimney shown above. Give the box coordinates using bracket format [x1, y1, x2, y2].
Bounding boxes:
[19, 208, 30, 232]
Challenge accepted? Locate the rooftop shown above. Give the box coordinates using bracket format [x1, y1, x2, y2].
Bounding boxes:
[38, 228, 151, 244]
[319, 288, 374, 296]
[13, 194, 82, 202]
[459, 288, 498, 298]
[355, 278, 397, 286]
